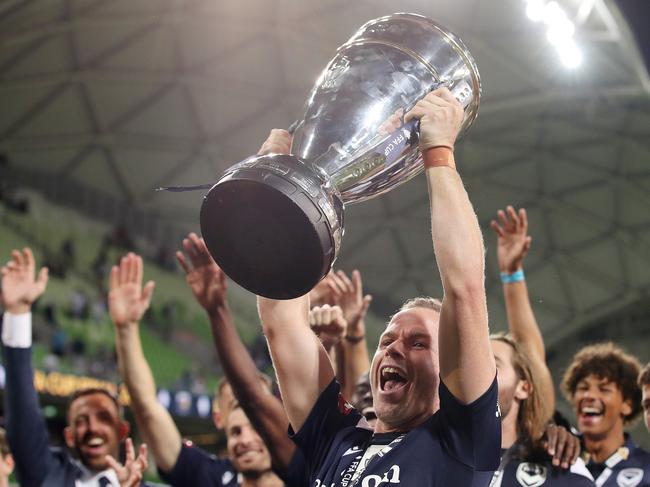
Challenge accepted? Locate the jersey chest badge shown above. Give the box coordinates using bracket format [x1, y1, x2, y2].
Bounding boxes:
[616, 468, 644, 487]
[515, 462, 547, 487]
[222, 470, 235, 485]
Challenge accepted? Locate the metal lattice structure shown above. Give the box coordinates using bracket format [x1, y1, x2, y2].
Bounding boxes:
[1, 0, 649, 354]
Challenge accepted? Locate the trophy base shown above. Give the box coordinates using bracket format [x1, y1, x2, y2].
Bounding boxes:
[200, 154, 343, 300]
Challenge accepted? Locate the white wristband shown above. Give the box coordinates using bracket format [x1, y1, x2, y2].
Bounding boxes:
[2, 312, 32, 348]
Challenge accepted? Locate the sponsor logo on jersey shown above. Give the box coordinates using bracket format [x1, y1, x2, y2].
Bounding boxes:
[616, 468, 644, 487]
[515, 462, 547, 487]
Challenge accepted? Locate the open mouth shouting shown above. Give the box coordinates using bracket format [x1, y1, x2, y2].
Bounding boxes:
[578, 402, 604, 426]
[379, 366, 409, 397]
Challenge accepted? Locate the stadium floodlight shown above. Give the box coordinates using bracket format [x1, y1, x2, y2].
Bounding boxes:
[523, 0, 582, 68]
[542, 1, 566, 24]
[558, 40, 582, 68]
[546, 16, 576, 46]
[526, 0, 546, 21]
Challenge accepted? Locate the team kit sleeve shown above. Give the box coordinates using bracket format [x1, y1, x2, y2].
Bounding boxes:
[274, 449, 310, 487]
[2, 314, 58, 487]
[290, 379, 365, 475]
[158, 442, 237, 487]
[438, 374, 502, 472]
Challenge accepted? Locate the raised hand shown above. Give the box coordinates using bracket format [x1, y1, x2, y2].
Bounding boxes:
[0, 247, 49, 314]
[308, 272, 337, 308]
[108, 253, 155, 327]
[176, 232, 227, 313]
[327, 270, 372, 334]
[258, 129, 292, 156]
[490, 206, 532, 273]
[309, 304, 347, 351]
[106, 438, 148, 487]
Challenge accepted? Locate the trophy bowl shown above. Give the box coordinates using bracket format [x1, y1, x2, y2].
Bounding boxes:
[200, 13, 481, 299]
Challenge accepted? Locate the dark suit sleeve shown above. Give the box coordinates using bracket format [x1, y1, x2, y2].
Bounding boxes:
[3, 345, 56, 487]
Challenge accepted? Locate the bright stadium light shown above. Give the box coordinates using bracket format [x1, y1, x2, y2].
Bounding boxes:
[546, 17, 575, 46]
[526, 0, 545, 21]
[522, 0, 582, 69]
[558, 40, 582, 68]
[542, 1, 566, 25]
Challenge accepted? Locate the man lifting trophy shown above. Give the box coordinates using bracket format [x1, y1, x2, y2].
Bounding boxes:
[200, 13, 481, 299]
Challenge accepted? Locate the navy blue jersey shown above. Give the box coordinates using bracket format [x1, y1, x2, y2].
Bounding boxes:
[586, 435, 650, 487]
[159, 442, 239, 487]
[278, 449, 310, 487]
[491, 457, 595, 486]
[291, 377, 501, 487]
[159, 441, 307, 487]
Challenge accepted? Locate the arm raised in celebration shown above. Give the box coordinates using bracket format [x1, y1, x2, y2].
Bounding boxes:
[406, 88, 495, 403]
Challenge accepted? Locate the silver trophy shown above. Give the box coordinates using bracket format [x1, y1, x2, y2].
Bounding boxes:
[200, 13, 481, 299]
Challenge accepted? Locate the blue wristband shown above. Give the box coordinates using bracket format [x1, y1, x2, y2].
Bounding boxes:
[500, 269, 525, 284]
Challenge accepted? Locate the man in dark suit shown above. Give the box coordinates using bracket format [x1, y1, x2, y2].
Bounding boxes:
[1, 247, 147, 487]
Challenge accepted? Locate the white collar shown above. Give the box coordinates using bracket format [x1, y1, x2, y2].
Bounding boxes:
[76, 463, 120, 487]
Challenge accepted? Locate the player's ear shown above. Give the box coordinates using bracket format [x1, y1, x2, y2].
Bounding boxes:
[4, 453, 15, 474]
[621, 399, 633, 418]
[515, 379, 531, 401]
[63, 426, 76, 448]
[213, 410, 224, 430]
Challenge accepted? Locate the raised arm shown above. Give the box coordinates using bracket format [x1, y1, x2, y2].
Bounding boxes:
[328, 270, 372, 399]
[258, 292, 334, 432]
[406, 88, 495, 403]
[1, 248, 51, 487]
[309, 304, 348, 389]
[176, 233, 297, 470]
[108, 253, 182, 473]
[255, 128, 335, 434]
[490, 206, 555, 417]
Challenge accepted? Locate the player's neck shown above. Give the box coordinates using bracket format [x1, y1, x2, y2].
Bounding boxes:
[583, 425, 625, 463]
[501, 402, 519, 449]
[241, 470, 283, 487]
[375, 410, 431, 433]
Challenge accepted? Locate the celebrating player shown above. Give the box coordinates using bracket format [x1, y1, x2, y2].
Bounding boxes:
[562, 343, 650, 486]
[257, 87, 501, 486]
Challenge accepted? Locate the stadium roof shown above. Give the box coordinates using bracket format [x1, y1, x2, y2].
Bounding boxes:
[1, 0, 649, 352]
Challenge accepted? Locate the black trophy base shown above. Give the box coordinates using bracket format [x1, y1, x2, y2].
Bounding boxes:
[200, 155, 343, 300]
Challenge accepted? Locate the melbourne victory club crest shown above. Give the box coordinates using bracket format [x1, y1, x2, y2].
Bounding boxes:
[515, 463, 547, 487]
[616, 468, 644, 487]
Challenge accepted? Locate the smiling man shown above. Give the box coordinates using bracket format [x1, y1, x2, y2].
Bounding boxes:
[562, 342, 650, 486]
[64, 389, 130, 473]
[1, 247, 147, 487]
[257, 88, 501, 486]
[224, 406, 283, 487]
